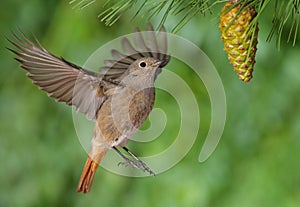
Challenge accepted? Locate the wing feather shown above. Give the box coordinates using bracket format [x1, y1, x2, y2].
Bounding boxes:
[7, 31, 106, 120]
[8, 24, 170, 119]
[99, 23, 170, 80]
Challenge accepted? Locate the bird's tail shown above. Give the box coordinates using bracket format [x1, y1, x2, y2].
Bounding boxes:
[76, 149, 108, 193]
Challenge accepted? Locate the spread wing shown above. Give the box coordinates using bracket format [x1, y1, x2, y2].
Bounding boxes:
[7, 23, 170, 119]
[7, 31, 107, 120]
[100, 23, 170, 81]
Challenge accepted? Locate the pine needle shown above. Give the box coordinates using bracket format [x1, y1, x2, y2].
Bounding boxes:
[267, 0, 300, 49]
[69, 0, 96, 10]
[69, 0, 300, 47]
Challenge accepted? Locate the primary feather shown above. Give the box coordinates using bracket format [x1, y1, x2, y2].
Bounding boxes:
[7, 24, 170, 120]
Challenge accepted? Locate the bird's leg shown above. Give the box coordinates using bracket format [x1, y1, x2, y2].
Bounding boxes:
[113, 147, 141, 170]
[122, 147, 155, 175]
[112, 146, 155, 175]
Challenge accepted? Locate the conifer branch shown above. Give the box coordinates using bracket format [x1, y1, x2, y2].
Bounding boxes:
[70, 0, 300, 47]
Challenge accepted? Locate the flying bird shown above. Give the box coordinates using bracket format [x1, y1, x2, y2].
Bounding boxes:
[7, 24, 170, 193]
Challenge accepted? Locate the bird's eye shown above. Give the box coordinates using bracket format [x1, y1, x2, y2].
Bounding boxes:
[139, 61, 146, 68]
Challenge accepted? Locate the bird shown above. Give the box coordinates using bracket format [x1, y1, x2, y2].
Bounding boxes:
[7, 23, 170, 193]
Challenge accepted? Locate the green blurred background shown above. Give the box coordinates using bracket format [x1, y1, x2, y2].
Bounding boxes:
[1, 1, 300, 207]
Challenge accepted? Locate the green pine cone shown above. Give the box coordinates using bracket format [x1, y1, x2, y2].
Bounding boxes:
[220, 1, 258, 82]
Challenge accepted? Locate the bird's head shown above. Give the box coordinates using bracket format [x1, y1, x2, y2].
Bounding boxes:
[121, 57, 163, 86]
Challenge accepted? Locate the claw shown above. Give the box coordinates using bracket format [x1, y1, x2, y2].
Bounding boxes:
[113, 146, 155, 175]
[118, 159, 155, 175]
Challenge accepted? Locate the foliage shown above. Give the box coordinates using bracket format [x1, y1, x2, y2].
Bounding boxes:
[70, 0, 300, 48]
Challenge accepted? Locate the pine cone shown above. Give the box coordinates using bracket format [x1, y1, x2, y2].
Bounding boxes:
[220, 1, 258, 82]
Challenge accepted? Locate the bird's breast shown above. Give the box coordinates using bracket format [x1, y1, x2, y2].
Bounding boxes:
[95, 87, 155, 144]
[128, 87, 155, 128]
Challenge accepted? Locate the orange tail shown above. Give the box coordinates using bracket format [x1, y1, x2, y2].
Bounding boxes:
[76, 149, 108, 193]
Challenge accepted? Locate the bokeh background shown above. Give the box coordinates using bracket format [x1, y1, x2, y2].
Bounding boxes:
[1, 1, 300, 207]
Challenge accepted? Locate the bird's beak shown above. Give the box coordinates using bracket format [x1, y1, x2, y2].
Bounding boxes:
[151, 60, 163, 68]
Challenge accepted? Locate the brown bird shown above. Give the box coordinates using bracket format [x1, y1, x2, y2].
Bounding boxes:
[7, 24, 170, 193]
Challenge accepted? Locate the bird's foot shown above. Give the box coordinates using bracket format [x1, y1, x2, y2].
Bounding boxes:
[113, 146, 155, 175]
[118, 158, 155, 175]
